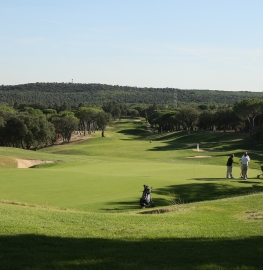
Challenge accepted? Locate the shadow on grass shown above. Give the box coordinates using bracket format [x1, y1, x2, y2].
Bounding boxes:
[100, 197, 168, 212]
[153, 182, 263, 204]
[117, 128, 263, 170]
[154, 182, 263, 206]
[1, 234, 263, 270]
[192, 178, 263, 183]
[117, 128, 147, 136]
[101, 182, 263, 212]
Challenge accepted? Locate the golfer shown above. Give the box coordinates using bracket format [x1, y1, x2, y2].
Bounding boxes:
[241, 152, 250, 179]
[226, 154, 238, 179]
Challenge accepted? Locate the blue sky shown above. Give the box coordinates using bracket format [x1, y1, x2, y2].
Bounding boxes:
[1, 0, 263, 91]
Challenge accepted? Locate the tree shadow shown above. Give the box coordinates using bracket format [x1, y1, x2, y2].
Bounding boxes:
[1, 234, 263, 269]
[147, 144, 193, 151]
[152, 182, 263, 203]
[192, 178, 263, 183]
[117, 128, 147, 136]
[99, 181, 263, 212]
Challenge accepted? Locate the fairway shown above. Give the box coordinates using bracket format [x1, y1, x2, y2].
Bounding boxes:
[0, 161, 240, 212]
[1, 120, 263, 212]
[1, 119, 263, 270]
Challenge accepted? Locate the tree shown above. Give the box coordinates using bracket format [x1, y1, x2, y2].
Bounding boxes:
[148, 110, 177, 133]
[1, 116, 27, 147]
[42, 109, 57, 121]
[233, 98, 263, 135]
[178, 107, 200, 131]
[127, 108, 139, 118]
[96, 112, 111, 137]
[102, 101, 121, 120]
[21, 114, 41, 149]
[0, 105, 15, 113]
[75, 107, 100, 135]
[21, 114, 55, 149]
[0, 111, 55, 149]
[36, 119, 55, 148]
[214, 109, 230, 132]
[51, 114, 79, 143]
[198, 110, 215, 130]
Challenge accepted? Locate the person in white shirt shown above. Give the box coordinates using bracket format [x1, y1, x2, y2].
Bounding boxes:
[241, 152, 250, 179]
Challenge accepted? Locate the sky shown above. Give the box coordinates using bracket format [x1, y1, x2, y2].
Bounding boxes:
[1, 0, 263, 92]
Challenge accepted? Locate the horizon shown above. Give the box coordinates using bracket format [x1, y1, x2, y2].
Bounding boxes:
[1, 0, 263, 92]
[0, 81, 259, 93]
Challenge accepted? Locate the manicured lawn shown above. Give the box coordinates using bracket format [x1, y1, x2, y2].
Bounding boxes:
[1, 161, 262, 213]
[0, 119, 263, 269]
[1, 193, 263, 269]
[1, 120, 262, 212]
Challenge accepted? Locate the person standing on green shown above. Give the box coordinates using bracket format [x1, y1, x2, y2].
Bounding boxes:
[226, 154, 238, 179]
[241, 152, 250, 179]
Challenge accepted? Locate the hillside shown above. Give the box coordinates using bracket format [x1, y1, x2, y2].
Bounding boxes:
[1, 82, 263, 107]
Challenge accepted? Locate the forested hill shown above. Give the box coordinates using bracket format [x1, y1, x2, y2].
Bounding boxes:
[1, 83, 263, 107]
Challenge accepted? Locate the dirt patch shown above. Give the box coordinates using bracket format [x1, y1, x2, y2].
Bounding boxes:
[16, 159, 54, 168]
[245, 211, 263, 220]
[55, 133, 91, 145]
[140, 208, 173, 214]
[139, 206, 193, 214]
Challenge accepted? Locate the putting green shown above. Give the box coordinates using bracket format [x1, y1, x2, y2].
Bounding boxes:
[0, 159, 260, 212]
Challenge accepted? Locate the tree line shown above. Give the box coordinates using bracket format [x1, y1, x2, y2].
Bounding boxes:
[1, 82, 263, 108]
[1, 98, 263, 150]
[145, 98, 263, 144]
[0, 106, 111, 150]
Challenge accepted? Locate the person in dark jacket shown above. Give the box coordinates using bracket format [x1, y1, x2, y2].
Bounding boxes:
[226, 154, 238, 179]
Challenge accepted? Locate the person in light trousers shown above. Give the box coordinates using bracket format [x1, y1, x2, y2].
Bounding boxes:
[241, 152, 250, 179]
[226, 154, 238, 179]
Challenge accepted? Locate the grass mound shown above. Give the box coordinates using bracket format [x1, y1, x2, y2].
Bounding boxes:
[0, 155, 17, 168]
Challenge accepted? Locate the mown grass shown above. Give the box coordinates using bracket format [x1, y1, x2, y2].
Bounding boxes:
[0, 119, 263, 269]
[0, 155, 17, 168]
[1, 194, 263, 269]
[1, 120, 262, 212]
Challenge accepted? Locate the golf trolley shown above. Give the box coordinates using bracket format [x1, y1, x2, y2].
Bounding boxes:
[140, 184, 155, 208]
[257, 165, 263, 178]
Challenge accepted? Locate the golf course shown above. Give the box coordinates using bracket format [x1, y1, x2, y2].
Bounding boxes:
[1, 119, 263, 270]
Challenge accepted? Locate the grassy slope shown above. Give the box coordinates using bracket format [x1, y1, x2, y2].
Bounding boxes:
[1, 120, 262, 212]
[0, 120, 263, 269]
[1, 194, 263, 269]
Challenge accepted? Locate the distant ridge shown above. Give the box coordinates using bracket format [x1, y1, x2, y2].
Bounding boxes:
[0, 83, 262, 107]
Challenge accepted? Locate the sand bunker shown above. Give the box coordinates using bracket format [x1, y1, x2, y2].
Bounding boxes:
[16, 158, 53, 168]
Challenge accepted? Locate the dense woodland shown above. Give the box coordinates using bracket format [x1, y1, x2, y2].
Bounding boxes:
[1, 83, 263, 150]
[1, 83, 263, 107]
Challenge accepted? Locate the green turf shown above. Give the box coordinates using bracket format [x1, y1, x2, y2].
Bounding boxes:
[1, 193, 263, 269]
[1, 120, 262, 212]
[0, 119, 263, 269]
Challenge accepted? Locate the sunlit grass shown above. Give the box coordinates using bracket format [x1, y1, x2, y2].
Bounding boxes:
[1, 193, 263, 269]
[0, 155, 17, 168]
[0, 119, 263, 269]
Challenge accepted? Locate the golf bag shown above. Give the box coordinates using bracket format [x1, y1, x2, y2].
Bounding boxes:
[140, 185, 155, 208]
